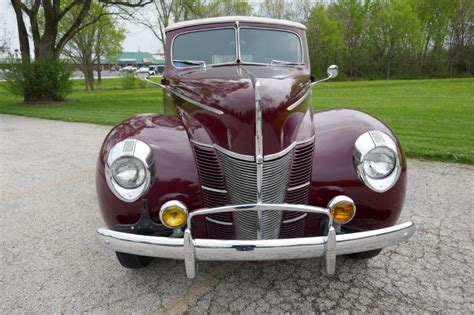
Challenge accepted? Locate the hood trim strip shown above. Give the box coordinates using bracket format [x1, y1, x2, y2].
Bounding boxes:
[170, 87, 224, 115]
[286, 87, 312, 111]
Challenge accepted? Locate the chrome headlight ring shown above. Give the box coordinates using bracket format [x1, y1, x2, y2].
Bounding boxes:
[353, 130, 401, 193]
[105, 139, 154, 202]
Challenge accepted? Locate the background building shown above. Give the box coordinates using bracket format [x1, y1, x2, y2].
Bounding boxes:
[101, 51, 165, 72]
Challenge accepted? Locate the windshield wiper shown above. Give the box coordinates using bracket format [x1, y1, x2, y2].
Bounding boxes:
[173, 59, 206, 67]
[271, 59, 303, 66]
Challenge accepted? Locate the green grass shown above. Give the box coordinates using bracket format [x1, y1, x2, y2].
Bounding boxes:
[312, 78, 474, 164]
[0, 78, 473, 164]
[0, 79, 165, 125]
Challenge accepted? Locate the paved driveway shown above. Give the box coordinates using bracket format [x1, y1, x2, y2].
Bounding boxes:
[1, 114, 473, 313]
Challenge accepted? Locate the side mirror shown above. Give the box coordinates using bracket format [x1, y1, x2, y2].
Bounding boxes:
[327, 64, 338, 79]
[312, 64, 339, 85]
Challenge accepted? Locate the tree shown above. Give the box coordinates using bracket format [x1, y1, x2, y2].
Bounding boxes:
[192, 0, 253, 18]
[258, 0, 286, 19]
[368, 0, 423, 79]
[328, 0, 368, 79]
[130, 0, 190, 52]
[0, 20, 11, 55]
[446, 0, 473, 76]
[61, 3, 125, 90]
[132, 0, 252, 51]
[306, 5, 346, 78]
[258, 0, 315, 22]
[410, 0, 459, 74]
[9, 0, 150, 102]
[95, 19, 126, 84]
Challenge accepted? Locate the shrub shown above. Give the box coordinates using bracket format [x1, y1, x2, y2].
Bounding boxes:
[119, 71, 146, 89]
[4, 56, 73, 102]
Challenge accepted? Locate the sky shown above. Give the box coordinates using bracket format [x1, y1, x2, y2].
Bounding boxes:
[0, 1, 163, 55]
[0, 1, 269, 56]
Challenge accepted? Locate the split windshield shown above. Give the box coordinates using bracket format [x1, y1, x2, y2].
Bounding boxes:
[172, 27, 302, 68]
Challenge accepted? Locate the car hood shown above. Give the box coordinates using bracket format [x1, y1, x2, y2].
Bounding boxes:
[167, 65, 313, 156]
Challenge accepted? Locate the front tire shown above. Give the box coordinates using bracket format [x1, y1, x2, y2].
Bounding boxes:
[116, 252, 152, 269]
[346, 249, 382, 260]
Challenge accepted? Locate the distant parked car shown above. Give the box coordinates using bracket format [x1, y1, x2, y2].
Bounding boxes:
[111, 66, 120, 71]
[136, 67, 156, 75]
[0, 69, 10, 79]
[149, 65, 164, 74]
[119, 66, 137, 72]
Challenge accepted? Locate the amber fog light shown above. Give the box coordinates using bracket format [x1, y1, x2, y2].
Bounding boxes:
[160, 200, 188, 229]
[328, 196, 356, 224]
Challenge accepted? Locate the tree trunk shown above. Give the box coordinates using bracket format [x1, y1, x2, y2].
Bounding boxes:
[386, 59, 391, 80]
[84, 67, 94, 91]
[97, 53, 102, 84]
[11, 0, 31, 64]
[82, 52, 95, 91]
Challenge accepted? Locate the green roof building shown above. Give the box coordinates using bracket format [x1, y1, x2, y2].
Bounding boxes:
[107, 51, 164, 66]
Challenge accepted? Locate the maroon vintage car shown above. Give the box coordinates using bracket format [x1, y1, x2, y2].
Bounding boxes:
[95, 16, 415, 278]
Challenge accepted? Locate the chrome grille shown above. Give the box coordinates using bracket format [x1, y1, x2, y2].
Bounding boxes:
[193, 146, 226, 190]
[286, 138, 314, 204]
[281, 138, 315, 238]
[217, 150, 292, 240]
[193, 139, 314, 241]
[193, 145, 234, 239]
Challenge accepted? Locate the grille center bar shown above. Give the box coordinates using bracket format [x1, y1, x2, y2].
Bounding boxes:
[254, 79, 264, 239]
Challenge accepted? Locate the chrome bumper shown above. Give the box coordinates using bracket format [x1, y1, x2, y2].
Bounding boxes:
[96, 203, 415, 278]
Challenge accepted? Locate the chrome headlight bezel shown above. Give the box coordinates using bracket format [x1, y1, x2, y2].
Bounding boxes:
[353, 130, 401, 193]
[105, 139, 154, 202]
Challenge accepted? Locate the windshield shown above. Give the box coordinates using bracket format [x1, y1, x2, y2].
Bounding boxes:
[172, 27, 303, 68]
[172, 28, 236, 67]
[239, 28, 302, 64]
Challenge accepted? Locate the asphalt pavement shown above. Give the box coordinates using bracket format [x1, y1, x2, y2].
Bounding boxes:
[1, 114, 473, 313]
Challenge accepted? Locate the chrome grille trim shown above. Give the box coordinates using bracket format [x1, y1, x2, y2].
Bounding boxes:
[283, 213, 307, 224]
[205, 216, 233, 226]
[287, 181, 310, 191]
[201, 186, 227, 194]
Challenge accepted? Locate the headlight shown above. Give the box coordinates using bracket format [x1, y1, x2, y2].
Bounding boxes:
[354, 130, 401, 193]
[363, 147, 396, 179]
[111, 156, 146, 188]
[105, 139, 153, 202]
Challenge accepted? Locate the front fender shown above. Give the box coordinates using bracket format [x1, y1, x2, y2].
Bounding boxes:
[96, 114, 204, 231]
[309, 109, 407, 231]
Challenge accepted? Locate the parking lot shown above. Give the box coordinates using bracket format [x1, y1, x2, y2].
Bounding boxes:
[70, 70, 162, 80]
[1, 114, 473, 313]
